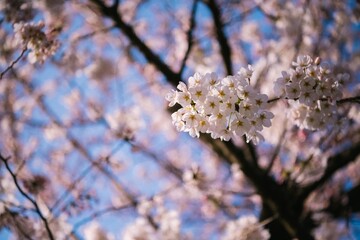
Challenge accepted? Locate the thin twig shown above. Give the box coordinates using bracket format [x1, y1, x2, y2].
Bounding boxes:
[68, 205, 132, 237]
[50, 141, 126, 214]
[267, 97, 281, 103]
[267, 96, 360, 105]
[0, 48, 27, 80]
[72, 25, 115, 43]
[0, 154, 55, 240]
[265, 129, 286, 174]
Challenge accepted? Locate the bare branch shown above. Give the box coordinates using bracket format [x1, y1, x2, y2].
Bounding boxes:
[337, 96, 360, 105]
[0, 154, 55, 240]
[0, 48, 27, 80]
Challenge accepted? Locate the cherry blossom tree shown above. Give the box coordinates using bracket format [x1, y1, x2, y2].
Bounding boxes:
[0, 0, 360, 239]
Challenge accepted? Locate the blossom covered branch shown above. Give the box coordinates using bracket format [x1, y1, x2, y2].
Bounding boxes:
[166, 66, 274, 144]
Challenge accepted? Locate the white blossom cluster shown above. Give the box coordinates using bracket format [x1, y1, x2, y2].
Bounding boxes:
[14, 21, 59, 64]
[166, 67, 274, 144]
[221, 215, 270, 240]
[274, 55, 349, 130]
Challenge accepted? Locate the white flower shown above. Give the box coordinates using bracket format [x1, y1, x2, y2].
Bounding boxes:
[165, 90, 178, 107]
[291, 67, 305, 82]
[306, 65, 319, 77]
[215, 85, 231, 100]
[230, 116, 251, 137]
[204, 96, 220, 115]
[219, 101, 234, 116]
[292, 55, 312, 68]
[188, 72, 203, 88]
[275, 55, 349, 131]
[299, 91, 317, 106]
[204, 72, 220, 89]
[166, 69, 273, 144]
[274, 71, 290, 96]
[257, 111, 274, 128]
[176, 85, 192, 107]
[237, 85, 256, 100]
[218, 128, 233, 141]
[253, 94, 269, 109]
[239, 64, 254, 79]
[222, 75, 238, 90]
[285, 82, 301, 99]
[315, 83, 332, 97]
[189, 85, 207, 103]
[319, 101, 336, 114]
[249, 118, 263, 131]
[208, 112, 227, 129]
[319, 62, 332, 76]
[238, 101, 256, 118]
[299, 77, 316, 91]
[197, 115, 210, 133]
[336, 73, 350, 86]
[171, 110, 186, 132]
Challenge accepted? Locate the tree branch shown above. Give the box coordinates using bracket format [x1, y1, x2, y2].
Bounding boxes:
[89, 0, 181, 87]
[87, 2, 315, 238]
[203, 0, 233, 75]
[179, 0, 198, 76]
[337, 96, 360, 105]
[0, 48, 27, 80]
[0, 154, 55, 240]
[300, 140, 360, 200]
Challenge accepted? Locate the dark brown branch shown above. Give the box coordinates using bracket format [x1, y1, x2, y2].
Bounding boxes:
[202, 0, 259, 164]
[201, 136, 314, 239]
[203, 0, 233, 75]
[323, 183, 360, 219]
[71, 25, 115, 43]
[0, 154, 55, 240]
[299, 140, 360, 200]
[337, 96, 360, 105]
[179, 0, 198, 76]
[268, 97, 281, 103]
[112, 0, 120, 9]
[0, 48, 27, 80]
[90, 0, 181, 87]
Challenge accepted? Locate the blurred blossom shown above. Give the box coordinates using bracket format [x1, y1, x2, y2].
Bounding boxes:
[221, 215, 270, 240]
[83, 221, 114, 240]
